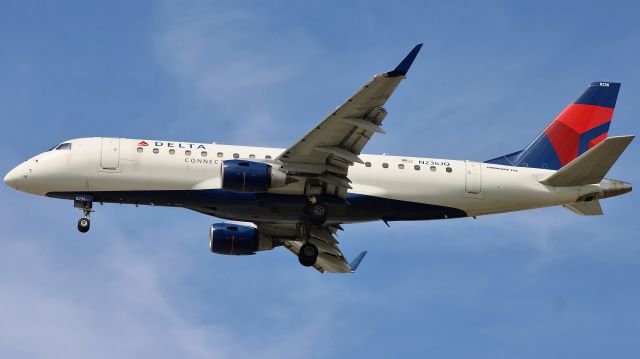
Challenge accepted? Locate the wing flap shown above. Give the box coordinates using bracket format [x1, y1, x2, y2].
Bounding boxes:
[266, 223, 365, 273]
[283, 241, 352, 273]
[315, 146, 364, 164]
[344, 117, 386, 134]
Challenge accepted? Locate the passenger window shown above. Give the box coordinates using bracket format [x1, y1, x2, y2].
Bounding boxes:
[382, 163, 389, 168]
[265, 155, 272, 159]
[137, 147, 143, 153]
[249, 154, 256, 159]
[201, 151, 208, 157]
[153, 148, 159, 154]
[233, 153, 239, 159]
[56, 143, 72, 150]
[414, 165, 420, 170]
[169, 149, 175, 155]
[365, 162, 371, 167]
[430, 166, 437, 172]
[217, 152, 223, 158]
[446, 167, 453, 173]
[185, 150, 192, 156]
[398, 164, 405, 169]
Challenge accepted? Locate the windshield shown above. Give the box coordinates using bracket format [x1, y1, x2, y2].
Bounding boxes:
[55, 143, 72, 150]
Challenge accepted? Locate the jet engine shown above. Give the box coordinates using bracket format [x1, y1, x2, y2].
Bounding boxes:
[221, 160, 293, 193]
[209, 223, 277, 255]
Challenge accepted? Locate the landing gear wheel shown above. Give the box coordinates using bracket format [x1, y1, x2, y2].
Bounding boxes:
[305, 203, 328, 226]
[298, 243, 318, 267]
[77, 218, 90, 233]
[74, 196, 94, 233]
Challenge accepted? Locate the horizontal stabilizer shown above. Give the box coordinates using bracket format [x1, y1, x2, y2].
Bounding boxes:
[562, 201, 603, 215]
[541, 135, 634, 187]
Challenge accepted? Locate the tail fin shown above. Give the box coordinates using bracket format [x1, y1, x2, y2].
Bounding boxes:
[487, 82, 621, 170]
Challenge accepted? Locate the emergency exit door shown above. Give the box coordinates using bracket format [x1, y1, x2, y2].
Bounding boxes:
[464, 160, 482, 194]
[100, 137, 120, 170]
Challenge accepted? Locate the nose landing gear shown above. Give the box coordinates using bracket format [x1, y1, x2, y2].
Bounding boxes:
[74, 195, 94, 233]
[77, 217, 90, 233]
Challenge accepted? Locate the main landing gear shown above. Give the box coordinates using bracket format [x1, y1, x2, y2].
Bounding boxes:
[304, 196, 328, 226]
[298, 192, 327, 267]
[298, 242, 319, 267]
[296, 220, 320, 267]
[74, 195, 94, 233]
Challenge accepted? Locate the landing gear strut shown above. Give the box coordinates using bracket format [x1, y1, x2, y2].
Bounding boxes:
[299, 184, 326, 266]
[74, 195, 93, 233]
[297, 223, 319, 267]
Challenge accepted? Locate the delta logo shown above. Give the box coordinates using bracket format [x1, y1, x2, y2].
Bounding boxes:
[136, 140, 207, 149]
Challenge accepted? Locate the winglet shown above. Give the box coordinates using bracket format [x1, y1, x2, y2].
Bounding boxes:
[387, 44, 423, 77]
[349, 251, 368, 272]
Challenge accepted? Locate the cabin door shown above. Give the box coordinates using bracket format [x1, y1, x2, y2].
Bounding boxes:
[464, 160, 482, 194]
[100, 137, 120, 170]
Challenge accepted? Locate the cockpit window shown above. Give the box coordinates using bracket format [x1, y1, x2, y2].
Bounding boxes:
[55, 143, 72, 150]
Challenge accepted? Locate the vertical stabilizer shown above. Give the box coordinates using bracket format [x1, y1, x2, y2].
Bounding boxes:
[487, 82, 621, 170]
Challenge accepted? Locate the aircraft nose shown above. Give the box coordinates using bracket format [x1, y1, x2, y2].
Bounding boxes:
[4, 167, 20, 189]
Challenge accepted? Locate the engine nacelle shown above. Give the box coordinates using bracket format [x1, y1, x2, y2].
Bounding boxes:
[221, 160, 289, 193]
[209, 223, 275, 255]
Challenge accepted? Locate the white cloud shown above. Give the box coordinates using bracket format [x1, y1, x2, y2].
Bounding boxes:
[0, 189, 362, 359]
[0, 200, 229, 358]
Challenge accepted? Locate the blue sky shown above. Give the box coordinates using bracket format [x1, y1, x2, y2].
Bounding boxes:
[1, 1, 639, 358]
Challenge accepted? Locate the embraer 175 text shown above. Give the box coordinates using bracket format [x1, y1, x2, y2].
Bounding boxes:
[4, 44, 634, 273]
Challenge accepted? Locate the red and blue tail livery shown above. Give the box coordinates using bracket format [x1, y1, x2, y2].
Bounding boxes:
[487, 82, 621, 170]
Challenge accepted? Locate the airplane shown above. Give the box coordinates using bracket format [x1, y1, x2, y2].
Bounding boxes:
[3, 44, 634, 273]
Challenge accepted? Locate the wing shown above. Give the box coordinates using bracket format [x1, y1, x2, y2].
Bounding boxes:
[276, 44, 423, 198]
[258, 223, 367, 273]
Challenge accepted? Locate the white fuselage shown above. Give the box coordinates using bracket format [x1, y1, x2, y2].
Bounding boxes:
[4, 137, 603, 222]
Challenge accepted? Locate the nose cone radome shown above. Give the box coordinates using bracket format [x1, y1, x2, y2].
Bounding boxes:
[4, 167, 20, 189]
